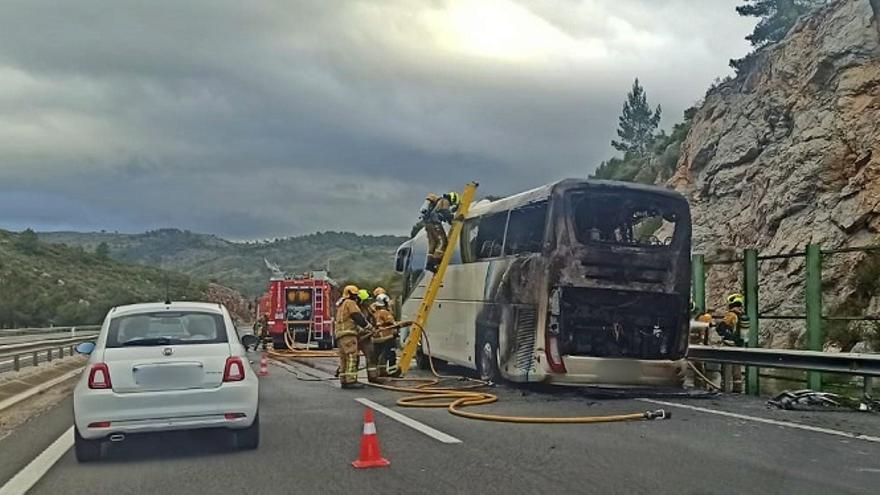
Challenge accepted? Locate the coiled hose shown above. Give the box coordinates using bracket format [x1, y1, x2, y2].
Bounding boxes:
[366, 323, 670, 424]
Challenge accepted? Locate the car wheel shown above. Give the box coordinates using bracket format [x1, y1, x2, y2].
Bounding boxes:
[233, 414, 260, 450]
[477, 330, 500, 383]
[74, 428, 103, 462]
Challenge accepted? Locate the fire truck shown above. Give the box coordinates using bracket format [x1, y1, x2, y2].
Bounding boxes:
[259, 272, 338, 350]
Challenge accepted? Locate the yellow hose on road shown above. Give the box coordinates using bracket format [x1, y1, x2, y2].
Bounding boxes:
[364, 325, 669, 424]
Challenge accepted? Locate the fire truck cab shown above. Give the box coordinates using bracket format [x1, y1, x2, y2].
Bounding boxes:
[262, 272, 338, 350]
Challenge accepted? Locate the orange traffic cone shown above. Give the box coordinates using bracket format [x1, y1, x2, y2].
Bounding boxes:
[258, 353, 269, 377]
[352, 408, 390, 469]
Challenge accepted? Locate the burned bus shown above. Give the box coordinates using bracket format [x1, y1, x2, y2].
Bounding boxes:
[395, 179, 691, 386]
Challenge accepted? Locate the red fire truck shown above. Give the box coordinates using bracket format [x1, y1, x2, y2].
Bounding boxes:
[259, 272, 338, 350]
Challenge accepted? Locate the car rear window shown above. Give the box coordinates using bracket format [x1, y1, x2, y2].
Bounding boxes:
[106, 311, 228, 348]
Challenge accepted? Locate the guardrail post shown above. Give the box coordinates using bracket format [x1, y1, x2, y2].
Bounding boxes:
[13, 355, 20, 372]
[744, 248, 760, 395]
[692, 255, 706, 314]
[806, 244, 823, 390]
[47, 348, 52, 362]
[32, 351, 38, 367]
[865, 376, 874, 397]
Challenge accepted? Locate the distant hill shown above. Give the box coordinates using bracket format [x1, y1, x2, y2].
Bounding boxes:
[39, 229, 408, 297]
[0, 229, 209, 328]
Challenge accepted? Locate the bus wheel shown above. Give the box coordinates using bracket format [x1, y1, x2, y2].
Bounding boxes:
[477, 331, 500, 383]
[416, 347, 432, 370]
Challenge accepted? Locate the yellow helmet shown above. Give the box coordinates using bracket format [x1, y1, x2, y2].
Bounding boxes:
[343, 285, 360, 298]
[727, 293, 744, 308]
[425, 193, 440, 202]
[372, 287, 386, 297]
[358, 289, 370, 302]
[445, 192, 460, 204]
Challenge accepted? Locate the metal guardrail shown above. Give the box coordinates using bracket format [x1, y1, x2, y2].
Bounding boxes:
[688, 346, 880, 377]
[0, 335, 97, 373]
[0, 335, 99, 357]
[0, 325, 101, 337]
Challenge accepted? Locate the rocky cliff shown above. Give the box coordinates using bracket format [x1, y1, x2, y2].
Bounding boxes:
[670, 0, 880, 350]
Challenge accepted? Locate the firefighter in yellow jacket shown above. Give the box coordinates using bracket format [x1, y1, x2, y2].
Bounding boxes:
[716, 293, 748, 393]
[420, 192, 459, 273]
[336, 285, 373, 389]
[371, 293, 409, 378]
[356, 289, 381, 383]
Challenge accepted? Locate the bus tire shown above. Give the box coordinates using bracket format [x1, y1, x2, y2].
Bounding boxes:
[416, 347, 432, 370]
[477, 329, 500, 383]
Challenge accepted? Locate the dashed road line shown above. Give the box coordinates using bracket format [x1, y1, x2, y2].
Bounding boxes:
[355, 398, 462, 444]
[639, 398, 880, 444]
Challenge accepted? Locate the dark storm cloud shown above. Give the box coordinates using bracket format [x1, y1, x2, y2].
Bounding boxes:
[0, 0, 755, 238]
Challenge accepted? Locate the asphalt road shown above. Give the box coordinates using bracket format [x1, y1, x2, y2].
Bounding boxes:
[1, 353, 879, 495]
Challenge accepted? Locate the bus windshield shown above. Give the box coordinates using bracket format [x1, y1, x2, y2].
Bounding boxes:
[569, 191, 683, 248]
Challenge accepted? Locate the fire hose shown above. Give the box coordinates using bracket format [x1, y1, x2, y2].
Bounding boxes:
[366, 323, 670, 424]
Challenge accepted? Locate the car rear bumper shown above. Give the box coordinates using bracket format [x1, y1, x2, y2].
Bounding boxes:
[74, 379, 258, 440]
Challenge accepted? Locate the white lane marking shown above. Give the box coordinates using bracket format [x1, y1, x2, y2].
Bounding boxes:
[355, 398, 462, 444]
[0, 368, 82, 413]
[0, 426, 73, 495]
[639, 398, 880, 444]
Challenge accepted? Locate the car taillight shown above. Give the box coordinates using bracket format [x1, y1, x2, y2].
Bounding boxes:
[88, 363, 113, 389]
[223, 357, 246, 382]
[545, 335, 567, 374]
[224, 413, 246, 420]
[88, 421, 111, 428]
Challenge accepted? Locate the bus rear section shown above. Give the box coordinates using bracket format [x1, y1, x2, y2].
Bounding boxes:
[542, 182, 692, 387]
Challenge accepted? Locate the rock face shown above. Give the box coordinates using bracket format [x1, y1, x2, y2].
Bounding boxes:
[203, 283, 253, 324]
[670, 0, 880, 349]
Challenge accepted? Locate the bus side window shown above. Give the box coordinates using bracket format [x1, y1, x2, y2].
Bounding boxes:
[505, 201, 548, 255]
[470, 212, 508, 261]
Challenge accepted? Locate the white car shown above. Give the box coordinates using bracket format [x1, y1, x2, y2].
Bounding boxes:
[73, 301, 260, 462]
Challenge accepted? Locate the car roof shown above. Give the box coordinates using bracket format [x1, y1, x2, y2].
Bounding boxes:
[110, 302, 225, 318]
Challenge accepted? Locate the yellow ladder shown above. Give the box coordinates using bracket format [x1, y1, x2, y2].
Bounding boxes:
[398, 182, 479, 375]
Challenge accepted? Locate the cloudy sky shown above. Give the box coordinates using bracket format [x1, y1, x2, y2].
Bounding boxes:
[0, 0, 755, 239]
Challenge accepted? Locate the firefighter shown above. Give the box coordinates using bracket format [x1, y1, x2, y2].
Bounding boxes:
[336, 285, 373, 389]
[716, 293, 747, 347]
[371, 293, 407, 378]
[373, 286, 396, 315]
[716, 293, 748, 393]
[258, 314, 270, 350]
[420, 193, 455, 273]
[357, 289, 380, 383]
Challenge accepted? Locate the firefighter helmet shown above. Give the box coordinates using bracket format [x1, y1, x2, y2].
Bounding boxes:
[425, 193, 440, 202]
[343, 285, 360, 298]
[445, 192, 460, 205]
[358, 289, 370, 302]
[375, 293, 390, 307]
[727, 293, 745, 308]
[372, 287, 386, 297]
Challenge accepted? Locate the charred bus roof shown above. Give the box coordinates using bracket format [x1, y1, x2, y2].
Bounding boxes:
[467, 179, 688, 218]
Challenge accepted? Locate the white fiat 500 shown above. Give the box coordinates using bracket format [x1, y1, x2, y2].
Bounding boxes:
[73, 302, 260, 462]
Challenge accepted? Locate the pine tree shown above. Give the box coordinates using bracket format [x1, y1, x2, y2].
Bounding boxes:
[736, 0, 826, 47]
[611, 79, 662, 157]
